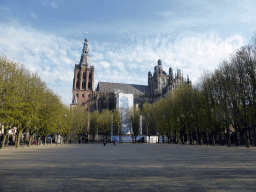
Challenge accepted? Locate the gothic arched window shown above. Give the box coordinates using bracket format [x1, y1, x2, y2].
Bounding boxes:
[76, 81, 80, 89]
[88, 81, 91, 89]
[77, 72, 80, 79]
[83, 72, 86, 79]
[89, 73, 92, 80]
[82, 81, 86, 89]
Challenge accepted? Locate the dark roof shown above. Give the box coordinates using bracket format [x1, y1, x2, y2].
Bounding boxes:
[96, 82, 149, 95]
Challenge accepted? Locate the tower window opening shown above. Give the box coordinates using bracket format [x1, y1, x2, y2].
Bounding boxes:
[89, 73, 92, 80]
[82, 81, 86, 89]
[76, 94, 78, 98]
[77, 72, 80, 79]
[76, 81, 80, 89]
[82, 94, 84, 97]
[83, 72, 86, 79]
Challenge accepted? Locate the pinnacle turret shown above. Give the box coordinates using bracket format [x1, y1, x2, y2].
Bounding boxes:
[79, 38, 90, 67]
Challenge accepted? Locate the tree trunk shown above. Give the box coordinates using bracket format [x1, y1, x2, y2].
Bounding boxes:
[0, 131, 8, 149]
[200, 132, 203, 146]
[190, 132, 193, 145]
[37, 137, 41, 146]
[250, 119, 255, 147]
[77, 134, 80, 144]
[44, 137, 47, 145]
[28, 135, 33, 147]
[235, 124, 240, 146]
[146, 123, 149, 143]
[23, 132, 27, 147]
[96, 127, 98, 143]
[242, 101, 250, 148]
[212, 133, 215, 146]
[254, 127, 256, 147]
[168, 134, 171, 144]
[206, 132, 208, 146]
[16, 131, 22, 148]
[246, 129, 250, 148]
[221, 133, 224, 146]
[64, 135, 68, 144]
[227, 129, 231, 147]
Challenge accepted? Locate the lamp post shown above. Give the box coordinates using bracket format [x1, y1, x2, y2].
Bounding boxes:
[63, 114, 66, 144]
[111, 114, 113, 143]
[206, 129, 209, 146]
[163, 116, 165, 143]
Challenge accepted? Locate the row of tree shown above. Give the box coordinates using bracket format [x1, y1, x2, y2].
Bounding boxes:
[89, 109, 121, 141]
[0, 54, 118, 146]
[0, 56, 72, 148]
[137, 39, 256, 148]
[0, 55, 119, 148]
[201, 42, 256, 148]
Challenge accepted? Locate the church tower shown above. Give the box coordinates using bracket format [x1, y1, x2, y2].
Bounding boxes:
[71, 38, 94, 111]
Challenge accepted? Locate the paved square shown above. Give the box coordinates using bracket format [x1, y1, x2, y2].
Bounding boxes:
[0, 144, 255, 191]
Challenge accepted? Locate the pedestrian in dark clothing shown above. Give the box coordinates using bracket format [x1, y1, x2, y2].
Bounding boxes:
[103, 141, 106, 146]
[114, 140, 116, 145]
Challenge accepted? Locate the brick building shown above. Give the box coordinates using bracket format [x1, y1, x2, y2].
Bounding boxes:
[70, 38, 94, 111]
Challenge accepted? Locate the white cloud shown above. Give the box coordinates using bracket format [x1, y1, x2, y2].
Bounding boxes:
[92, 32, 246, 87]
[0, 21, 247, 106]
[92, 52, 104, 61]
[155, 11, 175, 17]
[0, 22, 80, 105]
[31, 12, 37, 19]
[50, 1, 58, 9]
[99, 61, 110, 68]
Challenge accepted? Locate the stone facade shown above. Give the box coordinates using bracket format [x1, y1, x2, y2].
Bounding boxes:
[71, 38, 191, 111]
[70, 38, 94, 111]
[148, 59, 191, 96]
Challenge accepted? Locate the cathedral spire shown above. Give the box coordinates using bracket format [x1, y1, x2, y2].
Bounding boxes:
[79, 37, 90, 67]
[157, 58, 162, 69]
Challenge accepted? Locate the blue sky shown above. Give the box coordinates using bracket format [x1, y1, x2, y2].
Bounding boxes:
[1, 0, 256, 106]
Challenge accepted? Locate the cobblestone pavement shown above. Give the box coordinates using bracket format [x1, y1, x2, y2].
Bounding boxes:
[0, 143, 255, 191]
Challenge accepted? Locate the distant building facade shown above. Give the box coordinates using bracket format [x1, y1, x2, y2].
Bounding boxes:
[148, 59, 191, 95]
